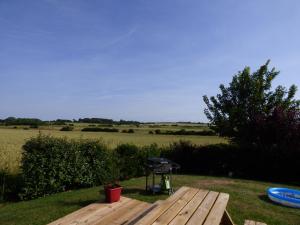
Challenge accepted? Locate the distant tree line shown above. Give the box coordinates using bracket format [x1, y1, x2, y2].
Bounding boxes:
[81, 127, 119, 132]
[77, 118, 140, 125]
[77, 118, 114, 124]
[151, 129, 215, 136]
[0, 117, 142, 126]
[0, 117, 75, 126]
[0, 116, 206, 126]
[0, 117, 45, 126]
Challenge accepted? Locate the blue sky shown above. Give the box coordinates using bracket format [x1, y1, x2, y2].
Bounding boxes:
[1, 0, 300, 122]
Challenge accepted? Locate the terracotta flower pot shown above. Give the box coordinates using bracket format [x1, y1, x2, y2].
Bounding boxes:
[104, 184, 122, 203]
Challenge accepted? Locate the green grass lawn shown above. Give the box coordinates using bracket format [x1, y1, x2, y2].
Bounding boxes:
[1, 175, 299, 225]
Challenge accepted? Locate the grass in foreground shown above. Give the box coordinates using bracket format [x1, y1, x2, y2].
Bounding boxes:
[1, 175, 299, 225]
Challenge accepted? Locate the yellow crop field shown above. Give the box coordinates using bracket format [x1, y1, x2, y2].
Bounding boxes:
[0, 126, 227, 174]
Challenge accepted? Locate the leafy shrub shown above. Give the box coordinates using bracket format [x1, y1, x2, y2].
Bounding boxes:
[81, 127, 119, 132]
[20, 135, 113, 199]
[161, 141, 237, 175]
[121, 129, 135, 133]
[0, 172, 22, 201]
[60, 126, 74, 131]
[51, 119, 72, 125]
[149, 125, 160, 128]
[6, 136, 300, 201]
[114, 144, 141, 180]
[156, 129, 215, 136]
[98, 124, 114, 127]
[19, 135, 161, 200]
[142, 143, 161, 158]
[155, 129, 161, 134]
[149, 131, 154, 134]
[29, 124, 38, 129]
[161, 140, 300, 183]
[114, 143, 161, 180]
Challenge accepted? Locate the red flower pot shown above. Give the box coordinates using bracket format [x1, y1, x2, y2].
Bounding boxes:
[104, 185, 122, 203]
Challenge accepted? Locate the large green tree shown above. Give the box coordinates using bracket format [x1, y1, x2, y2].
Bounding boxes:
[203, 60, 300, 146]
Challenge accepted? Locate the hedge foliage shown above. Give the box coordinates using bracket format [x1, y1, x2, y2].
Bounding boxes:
[121, 129, 135, 133]
[0, 172, 22, 201]
[60, 126, 74, 131]
[2, 136, 299, 201]
[154, 129, 215, 136]
[81, 127, 119, 132]
[115, 143, 160, 180]
[20, 135, 113, 199]
[162, 141, 300, 183]
[19, 135, 161, 200]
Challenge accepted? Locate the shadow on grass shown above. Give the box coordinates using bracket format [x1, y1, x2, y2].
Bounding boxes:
[258, 194, 295, 209]
[258, 194, 273, 204]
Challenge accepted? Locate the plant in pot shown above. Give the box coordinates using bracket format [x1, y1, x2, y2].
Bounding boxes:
[102, 153, 122, 203]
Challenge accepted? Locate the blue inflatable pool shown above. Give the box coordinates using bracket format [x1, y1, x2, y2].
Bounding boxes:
[268, 187, 300, 208]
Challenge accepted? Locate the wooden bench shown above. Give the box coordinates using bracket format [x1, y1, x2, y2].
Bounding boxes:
[47, 186, 264, 225]
[244, 220, 267, 225]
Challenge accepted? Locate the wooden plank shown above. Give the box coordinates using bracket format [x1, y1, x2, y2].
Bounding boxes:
[132, 186, 190, 225]
[48, 197, 130, 225]
[220, 209, 235, 225]
[111, 202, 150, 225]
[168, 189, 209, 225]
[125, 203, 159, 225]
[47, 203, 104, 225]
[203, 193, 229, 225]
[68, 197, 133, 225]
[186, 191, 219, 225]
[93, 199, 149, 225]
[152, 188, 199, 225]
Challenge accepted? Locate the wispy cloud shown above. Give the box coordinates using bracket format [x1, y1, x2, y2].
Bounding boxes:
[0, 17, 53, 40]
[101, 26, 138, 49]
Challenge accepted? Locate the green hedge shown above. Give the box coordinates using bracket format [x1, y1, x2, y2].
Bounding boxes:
[7, 136, 300, 201]
[0, 172, 22, 201]
[162, 141, 300, 183]
[20, 135, 113, 200]
[19, 135, 161, 200]
[60, 126, 74, 131]
[115, 143, 160, 180]
[156, 129, 215, 136]
[81, 127, 119, 132]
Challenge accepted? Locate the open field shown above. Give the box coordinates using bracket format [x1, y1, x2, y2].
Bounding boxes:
[1, 175, 299, 225]
[0, 125, 226, 174]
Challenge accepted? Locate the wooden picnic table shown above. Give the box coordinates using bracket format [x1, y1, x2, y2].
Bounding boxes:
[48, 186, 231, 225]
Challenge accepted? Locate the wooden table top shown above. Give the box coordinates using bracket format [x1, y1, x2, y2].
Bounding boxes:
[48, 186, 229, 225]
